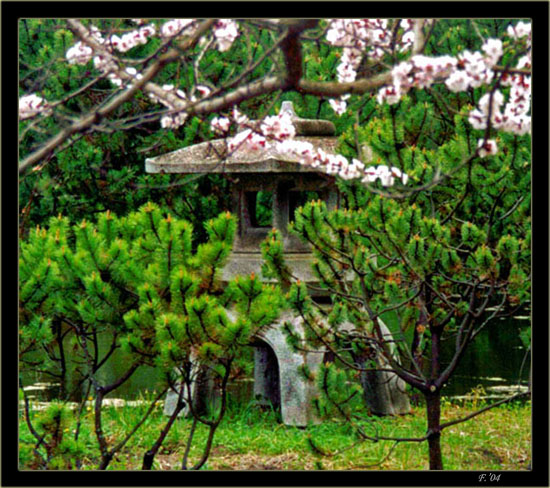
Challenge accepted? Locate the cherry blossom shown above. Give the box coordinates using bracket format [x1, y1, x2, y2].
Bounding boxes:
[325, 18, 416, 114]
[373, 21, 531, 139]
[109, 24, 156, 53]
[231, 107, 250, 128]
[19, 18, 532, 169]
[211, 116, 231, 135]
[481, 39, 503, 67]
[62, 19, 239, 101]
[107, 66, 143, 88]
[445, 70, 471, 92]
[66, 41, 94, 65]
[19, 94, 50, 120]
[228, 128, 267, 153]
[160, 19, 197, 38]
[275, 136, 408, 186]
[213, 19, 240, 52]
[277, 139, 317, 166]
[507, 21, 531, 41]
[219, 108, 296, 153]
[379, 54, 457, 104]
[209, 109, 380, 184]
[328, 98, 348, 116]
[477, 139, 498, 157]
[361, 164, 409, 186]
[259, 111, 296, 141]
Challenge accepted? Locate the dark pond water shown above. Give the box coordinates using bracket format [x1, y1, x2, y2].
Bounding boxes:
[21, 316, 530, 403]
[439, 316, 530, 398]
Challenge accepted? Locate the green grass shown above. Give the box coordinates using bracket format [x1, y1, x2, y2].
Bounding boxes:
[19, 396, 531, 471]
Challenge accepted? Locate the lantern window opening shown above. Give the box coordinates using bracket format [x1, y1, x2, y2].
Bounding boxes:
[246, 190, 274, 228]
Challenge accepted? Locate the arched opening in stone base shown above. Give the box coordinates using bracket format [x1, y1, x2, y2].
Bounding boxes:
[251, 340, 281, 412]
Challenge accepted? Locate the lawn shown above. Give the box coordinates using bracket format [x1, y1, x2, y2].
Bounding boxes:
[19, 396, 531, 471]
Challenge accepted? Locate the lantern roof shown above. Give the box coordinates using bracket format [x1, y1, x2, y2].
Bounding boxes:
[145, 102, 337, 175]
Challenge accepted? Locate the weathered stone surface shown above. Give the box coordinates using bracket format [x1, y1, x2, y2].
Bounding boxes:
[145, 101, 336, 175]
[255, 312, 325, 426]
[360, 367, 411, 416]
[145, 137, 338, 174]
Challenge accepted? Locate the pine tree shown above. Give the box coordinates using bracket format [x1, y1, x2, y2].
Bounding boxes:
[19, 203, 283, 470]
[263, 91, 530, 470]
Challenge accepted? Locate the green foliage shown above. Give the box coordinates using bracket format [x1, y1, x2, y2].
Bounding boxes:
[19, 203, 284, 469]
[19, 18, 531, 471]
[29, 402, 84, 469]
[19, 20, 238, 239]
[262, 21, 530, 471]
[20, 203, 282, 389]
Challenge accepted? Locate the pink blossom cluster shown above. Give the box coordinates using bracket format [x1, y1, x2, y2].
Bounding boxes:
[108, 66, 143, 88]
[259, 111, 296, 141]
[154, 85, 188, 129]
[277, 139, 409, 186]
[325, 19, 416, 115]
[362, 164, 409, 186]
[149, 83, 212, 129]
[477, 139, 498, 157]
[378, 54, 458, 105]
[468, 81, 531, 136]
[506, 21, 531, 43]
[228, 128, 268, 152]
[466, 26, 531, 136]
[376, 22, 531, 139]
[209, 103, 409, 186]
[66, 41, 94, 65]
[210, 115, 231, 134]
[65, 22, 159, 68]
[159, 19, 240, 52]
[65, 25, 104, 65]
[65, 25, 143, 88]
[63, 19, 239, 85]
[58, 19, 236, 129]
[160, 19, 198, 38]
[108, 24, 156, 52]
[19, 94, 51, 120]
[211, 108, 296, 153]
[213, 19, 240, 52]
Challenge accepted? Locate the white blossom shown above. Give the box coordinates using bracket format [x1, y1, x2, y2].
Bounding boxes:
[445, 70, 472, 92]
[228, 128, 267, 152]
[377, 85, 402, 105]
[213, 19, 239, 52]
[66, 41, 93, 65]
[260, 111, 296, 141]
[210, 116, 231, 134]
[468, 109, 488, 130]
[160, 19, 196, 38]
[328, 98, 347, 115]
[507, 21, 531, 40]
[477, 139, 498, 157]
[481, 38, 503, 67]
[161, 112, 188, 129]
[19, 94, 50, 120]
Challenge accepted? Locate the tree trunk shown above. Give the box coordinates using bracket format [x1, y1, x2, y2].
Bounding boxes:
[425, 392, 443, 470]
[142, 385, 186, 470]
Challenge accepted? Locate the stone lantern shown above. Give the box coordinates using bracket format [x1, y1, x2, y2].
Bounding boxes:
[145, 102, 410, 426]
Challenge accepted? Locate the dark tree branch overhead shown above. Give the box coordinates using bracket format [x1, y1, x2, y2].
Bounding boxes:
[19, 18, 218, 174]
[18, 18, 398, 174]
